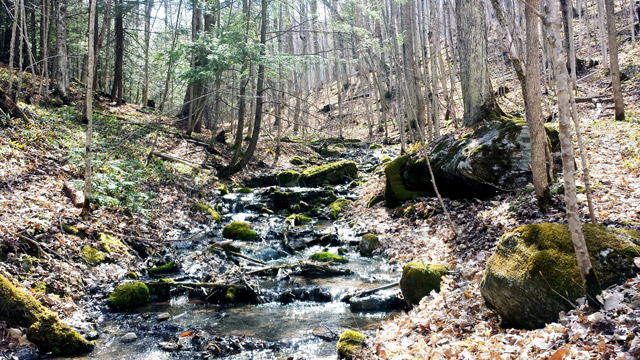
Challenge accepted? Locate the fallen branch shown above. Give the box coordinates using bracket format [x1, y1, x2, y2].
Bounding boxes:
[62, 182, 84, 208]
[246, 262, 351, 278]
[0, 88, 28, 122]
[341, 281, 400, 302]
[574, 96, 614, 104]
[150, 151, 214, 169]
[210, 244, 266, 265]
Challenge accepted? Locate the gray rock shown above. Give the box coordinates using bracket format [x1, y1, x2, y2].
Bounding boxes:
[157, 312, 171, 321]
[159, 342, 179, 352]
[120, 332, 138, 343]
[349, 291, 407, 312]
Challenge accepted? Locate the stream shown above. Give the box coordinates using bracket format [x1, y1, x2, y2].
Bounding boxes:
[69, 145, 400, 359]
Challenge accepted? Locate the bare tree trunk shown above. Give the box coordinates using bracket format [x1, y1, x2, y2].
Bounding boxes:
[8, 0, 19, 98]
[159, 0, 182, 112]
[543, 0, 600, 300]
[525, 0, 552, 210]
[81, 0, 97, 219]
[111, 0, 124, 105]
[597, 0, 609, 69]
[605, 0, 625, 120]
[142, 0, 152, 107]
[54, 0, 70, 99]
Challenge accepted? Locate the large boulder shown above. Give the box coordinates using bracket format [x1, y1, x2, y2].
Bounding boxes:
[299, 161, 358, 187]
[399, 262, 448, 306]
[384, 118, 560, 206]
[337, 330, 366, 360]
[481, 223, 640, 329]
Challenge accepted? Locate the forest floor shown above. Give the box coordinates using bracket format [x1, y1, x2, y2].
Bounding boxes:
[1, 28, 640, 360]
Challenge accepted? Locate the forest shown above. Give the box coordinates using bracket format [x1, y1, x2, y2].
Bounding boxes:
[0, 0, 639, 358]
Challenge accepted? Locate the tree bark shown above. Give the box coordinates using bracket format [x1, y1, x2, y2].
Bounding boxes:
[604, 0, 625, 120]
[142, 0, 152, 107]
[54, 0, 70, 99]
[110, 0, 124, 105]
[81, 0, 97, 219]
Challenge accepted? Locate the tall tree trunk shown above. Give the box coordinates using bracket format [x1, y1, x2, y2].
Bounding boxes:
[597, 0, 608, 69]
[54, 0, 70, 99]
[543, 0, 600, 300]
[142, 0, 152, 107]
[525, 0, 552, 210]
[159, 0, 182, 112]
[111, 0, 124, 105]
[81, 0, 97, 219]
[455, 0, 501, 127]
[8, 0, 19, 98]
[604, 0, 625, 120]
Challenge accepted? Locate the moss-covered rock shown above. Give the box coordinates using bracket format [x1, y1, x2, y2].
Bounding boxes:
[309, 252, 349, 264]
[0, 275, 93, 355]
[359, 234, 381, 256]
[369, 143, 383, 149]
[222, 222, 258, 241]
[399, 262, 448, 306]
[286, 213, 312, 226]
[366, 195, 384, 208]
[299, 161, 358, 187]
[328, 198, 351, 219]
[237, 187, 252, 194]
[98, 232, 128, 253]
[319, 144, 343, 157]
[81, 246, 105, 265]
[62, 224, 86, 238]
[383, 118, 562, 206]
[381, 156, 392, 163]
[277, 170, 301, 187]
[126, 271, 138, 280]
[192, 203, 222, 223]
[260, 207, 274, 215]
[482, 223, 640, 329]
[109, 282, 151, 310]
[289, 156, 305, 165]
[336, 330, 366, 360]
[148, 261, 179, 275]
[218, 184, 229, 195]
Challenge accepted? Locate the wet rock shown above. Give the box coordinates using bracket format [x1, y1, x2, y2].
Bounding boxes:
[383, 119, 561, 206]
[481, 223, 640, 329]
[120, 332, 137, 343]
[157, 312, 171, 321]
[148, 261, 179, 275]
[84, 331, 99, 341]
[299, 161, 357, 187]
[158, 341, 179, 351]
[312, 327, 339, 341]
[337, 330, 366, 360]
[109, 282, 151, 310]
[399, 262, 448, 306]
[309, 252, 348, 264]
[349, 291, 406, 312]
[328, 198, 351, 219]
[277, 287, 332, 304]
[222, 222, 258, 241]
[359, 234, 380, 256]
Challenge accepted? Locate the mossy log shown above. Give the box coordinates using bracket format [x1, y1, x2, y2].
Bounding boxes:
[144, 280, 261, 304]
[0, 87, 28, 122]
[0, 275, 93, 355]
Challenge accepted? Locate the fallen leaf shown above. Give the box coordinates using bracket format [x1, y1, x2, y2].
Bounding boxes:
[548, 348, 569, 360]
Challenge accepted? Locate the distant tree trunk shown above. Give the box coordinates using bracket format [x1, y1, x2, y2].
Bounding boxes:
[103, 15, 111, 93]
[605, 0, 625, 120]
[455, 0, 501, 127]
[54, 0, 70, 99]
[81, 0, 97, 219]
[525, 0, 552, 210]
[8, 0, 19, 97]
[596, 0, 608, 69]
[159, 0, 182, 113]
[111, 0, 124, 105]
[142, 0, 152, 107]
[543, 0, 600, 300]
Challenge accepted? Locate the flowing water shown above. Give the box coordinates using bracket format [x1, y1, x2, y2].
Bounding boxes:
[70, 146, 399, 359]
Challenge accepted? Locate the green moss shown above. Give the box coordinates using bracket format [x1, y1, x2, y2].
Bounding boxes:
[359, 234, 381, 256]
[366, 195, 384, 208]
[237, 187, 252, 194]
[277, 170, 301, 186]
[383, 155, 421, 207]
[0, 275, 93, 355]
[328, 198, 351, 219]
[320, 145, 342, 157]
[369, 143, 383, 149]
[192, 203, 222, 223]
[260, 207, 274, 215]
[225, 286, 236, 302]
[148, 261, 179, 275]
[286, 213, 312, 226]
[291, 204, 301, 213]
[381, 156, 392, 163]
[98, 232, 127, 253]
[218, 184, 229, 195]
[126, 271, 138, 280]
[32, 282, 47, 294]
[109, 282, 150, 310]
[336, 330, 366, 360]
[300, 161, 358, 187]
[309, 252, 348, 263]
[399, 262, 448, 306]
[62, 224, 86, 238]
[289, 156, 305, 165]
[222, 222, 258, 241]
[81, 246, 105, 265]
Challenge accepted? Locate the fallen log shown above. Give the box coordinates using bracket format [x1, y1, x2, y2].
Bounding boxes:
[145, 280, 261, 304]
[209, 244, 266, 265]
[574, 96, 614, 104]
[341, 281, 400, 302]
[150, 151, 214, 169]
[246, 262, 351, 278]
[0, 87, 28, 122]
[62, 181, 84, 208]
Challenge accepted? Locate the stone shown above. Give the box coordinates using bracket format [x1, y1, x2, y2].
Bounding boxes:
[222, 222, 258, 241]
[399, 262, 448, 306]
[109, 282, 151, 310]
[348, 292, 406, 312]
[481, 223, 640, 329]
[120, 332, 137, 343]
[336, 330, 366, 360]
[309, 252, 348, 264]
[299, 161, 358, 187]
[383, 118, 561, 206]
[159, 341, 179, 351]
[359, 234, 380, 256]
[157, 312, 170, 321]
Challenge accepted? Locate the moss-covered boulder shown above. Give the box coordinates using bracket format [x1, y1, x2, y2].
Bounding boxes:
[359, 234, 381, 256]
[289, 156, 305, 165]
[81, 246, 105, 265]
[62, 224, 86, 238]
[383, 119, 561, 206]
[481, 223, 640, 329]
[109, 282, 151, 310]
[336, 330, 366, 360]
[299, 161, 358, 187]
[309, 252, 349, 264]
[218, 184, 229, 195]
[148, 261, 179, 275]
[277, 170, 301, 187]
[0, 275, 93, 355]
[328, 198, 351, 219]
[98, 232, 128, 253]
[222, 222, 258, 241]
[286, 213, 312, 226]
[237, 187, 252, 194]
[192, 203, 222, 223]
[262, 187, 337, 211]
[399, 262, 448, 306]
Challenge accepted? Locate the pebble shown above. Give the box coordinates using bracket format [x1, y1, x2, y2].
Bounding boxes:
[157, 312, 171, 321]
[120, 332, 138, 343]
[159, 342, 179, 352]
